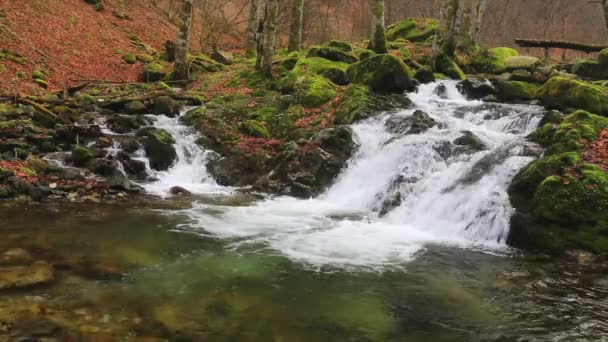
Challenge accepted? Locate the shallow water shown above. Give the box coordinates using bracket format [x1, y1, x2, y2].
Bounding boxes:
[0, 203, 607, 341]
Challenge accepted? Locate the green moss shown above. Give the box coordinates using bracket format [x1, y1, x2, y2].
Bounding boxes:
[335, 84, 410, 124]
[123, 53, 137, 64]
[0, 119, 33, 130]
[497, 81, 539, 101]
[137, 53, 155, 63]
[436, 54, 466, 80]
[536, 77, 608, 116]
[598, 48, 608, 65]
[293, 74, 337, 108]
[327, 40, 353, 52]
[71, 145, 96, 167]
[572, 60, 608, 80]
[33, 78, 48, 89]
[239, 120, 270, 138]
[534, 110, 608, 155]
[307, 46, 358, 64]
[32, 70, 46, 80]
[485, 47, 519, 74]
[346, 54, 411, 93]
[152, 130, 175, 144]
[386, 18, 438, 42]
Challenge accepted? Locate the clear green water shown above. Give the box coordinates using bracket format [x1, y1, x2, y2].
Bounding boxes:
[0, 202, 607, 341]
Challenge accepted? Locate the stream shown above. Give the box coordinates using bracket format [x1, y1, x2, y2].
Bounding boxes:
[1, 82, 607, 340]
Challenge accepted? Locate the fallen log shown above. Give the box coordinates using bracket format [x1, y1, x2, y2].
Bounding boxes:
[515, 39, 608, 54]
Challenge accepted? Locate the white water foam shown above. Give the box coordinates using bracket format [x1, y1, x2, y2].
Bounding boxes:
[163, 81, 544, 270]
[141, 109, 230, 197]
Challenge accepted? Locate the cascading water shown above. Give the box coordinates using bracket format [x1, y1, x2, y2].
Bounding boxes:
[157, 81, 544, 270]
[141, 109, 229, 197]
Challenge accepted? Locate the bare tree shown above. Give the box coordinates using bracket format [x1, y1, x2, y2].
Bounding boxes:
[246, 0, 260, 57]
[469, 0, 488, 43]
[255, 0, 279, 77]
[368, 0, 388, 53]
[288, 0, 305, 52]
[174, 0, 194, 80]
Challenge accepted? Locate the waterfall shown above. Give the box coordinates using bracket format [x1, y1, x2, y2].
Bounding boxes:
[152, 81, 545, 270]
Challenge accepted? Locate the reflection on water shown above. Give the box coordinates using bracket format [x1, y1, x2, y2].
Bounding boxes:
[0, 203, 607, 341]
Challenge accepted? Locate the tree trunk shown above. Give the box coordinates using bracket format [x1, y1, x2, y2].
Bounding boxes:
[368, 0, 388, 53]
[431, 0, 464, 69]
[288, 0, 305, 52]
[261, 0, 279, 77]
[603, 0, 608, 33]
[174, 0, 193, 81]
[246, 0, 260, 58]
[469, 0, 487, 43]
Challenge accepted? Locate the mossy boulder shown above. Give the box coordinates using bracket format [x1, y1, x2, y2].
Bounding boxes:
[143, 62, 168, 82]
[598, 48, 608, 65]
[572, 60, 608, 81]
[307, 46, 358, 64]
[239, 120, 270, 138]
[536, 77, 608, 116]
[137, 128, 177, 171]
[327, 40, 353, 52]
[435, 55, 466, 80]
[346, 54, 412, 93]
[294, 74, 337, 108]
[509, 111, 608, 255]
[414, 66, 435, 84]
[290, 57, 349, 86]
[124, 100, 148, 114]
[335, 84, 411, 124]
[151, 96, 182, 117]
[386, 18, 438, 42]
[123, 52, 137, 64]
[496, 81, 539, 101]
[71, 145, 97, 167]
[505, 56, 540, 71]
[485, 47, 519, 74]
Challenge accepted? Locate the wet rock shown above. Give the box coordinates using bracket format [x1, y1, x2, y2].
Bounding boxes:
[208, 157, 243, 186]
[107, 114, 143, 134]
[137, 128, 177, 171]
[151, 96, 182, 117]
[170, 186, 192, 196]
[0, 261, 55, 290]
[433, 141, 453, 160]
[457, 76, 496, 100]
[116, 153, 147, 180]
[95, 136, 113, 148]
[453, 131, 487, 152]
[71, 145, 98, 167]
[124, 100, 148, 115]
[433, 84, 448, 99]
[29, 186, 52, 202]
[385, 110, 437, 136]
[414, 66, 435, 84]
[121, 139, 141, 154]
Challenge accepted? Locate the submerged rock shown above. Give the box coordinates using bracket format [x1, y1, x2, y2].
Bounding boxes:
[0, 261, 55, 290]
[170, 186, 192, 196]
[457, 76, 496, 100]
[453, 131, 487, 153]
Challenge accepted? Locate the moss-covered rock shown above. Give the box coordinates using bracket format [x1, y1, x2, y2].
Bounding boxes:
[307, 46, 358, 64]
[335, 84, 411, 124]
[346, 54, 412, 93]
[509, 110, 608, 255]
[290, 57, 349, 86]
[123, 52, 137, 64]
[124, 100, 148, 114]
[239, 120, 270, 138]
[572, 60, 608, 80]
[71, 145, 97, 167]
[485, 47, 519, 74]
[435, 55, 466, 80]
[137, 128, 177, 171]
[505, 56, 540, 71]
[143, 62, 168, 82]
[496, 80, 539, 101]
[327, 40, 353, 52]
[386, 18, 438, 42]
[598, 48, 608, 66]
[536, 77, 608, 116]
[293, 74, 337, 108]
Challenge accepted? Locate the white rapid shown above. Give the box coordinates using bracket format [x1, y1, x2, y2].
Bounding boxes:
[160, 81, 545, 270]
[141, 109, 229, 197]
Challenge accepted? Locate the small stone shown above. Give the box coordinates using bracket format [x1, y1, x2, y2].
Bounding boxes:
[49, 183, 57, 189]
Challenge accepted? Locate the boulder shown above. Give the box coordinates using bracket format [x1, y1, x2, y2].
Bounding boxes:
[170, 186, 192, 196]
[598, 48, 608, 65]
[137, 128, 177, 171]
[457, 76, 496, 100]
[334, 84, 411, 124]
[151, 96, 182, 117]
[453, 131, 487, 152]
[496, 80, 539, 101]
[536, 77, 608, 116]
[327, 40, 353, 52]
[143, 63, 168, 83]
[414, 66, 435, 84]
[307, 46, 358, 64]
[117, 152, 147, 180]
[71, 145, 97, 167]
[505, 56, 540, 71]
[385, 110, 437, 135]
[346, 54, 413, 93]
[572, 60, 608, 81]
[485, 47, 519, 74]
[124, 100, 148, 114]
[294, 75, 337, 108]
